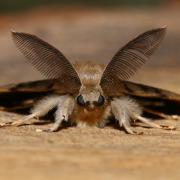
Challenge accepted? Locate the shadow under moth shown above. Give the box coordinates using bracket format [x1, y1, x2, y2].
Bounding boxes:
[0, 27, 180, 134]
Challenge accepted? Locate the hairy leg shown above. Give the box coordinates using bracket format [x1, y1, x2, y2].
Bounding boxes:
[1, 95, 68, 127]
[111, 97, 164, 134]
[111, 97, 137, 134]
[36, 95, 75, 132]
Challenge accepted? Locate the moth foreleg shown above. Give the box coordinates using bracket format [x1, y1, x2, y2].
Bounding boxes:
[36, 95, 75, 132]
[135, 115, 161, 129]
[1, 95, 65, 127]
[111, 97, 139, 134]
[111, 97, 161, 134]
[111, 97, 173, 134]
[135, 115, 175, 130]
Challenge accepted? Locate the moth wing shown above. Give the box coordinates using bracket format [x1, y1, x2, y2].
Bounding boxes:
[106, 80, 180, 118]
[0, 79, 74, 113]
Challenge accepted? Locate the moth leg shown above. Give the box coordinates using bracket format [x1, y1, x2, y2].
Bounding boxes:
[111, 98, 137, 134]
[1, 95, 64, 127]
[10, 113, 39, 126]
[135, 115, 176, 130]
[111, 97, 171, 133]
[36, 96, 74, 132]
[121, 111, 136, 134]
[135, 115, 161, 129]
[119, 111, 135, 134]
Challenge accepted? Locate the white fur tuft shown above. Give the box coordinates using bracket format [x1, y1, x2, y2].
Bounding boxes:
[112, 97, 142, 118]
[31, 95, 68, 116]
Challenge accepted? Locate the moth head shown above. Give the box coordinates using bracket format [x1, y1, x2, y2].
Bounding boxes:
[76, 85, 105, 110]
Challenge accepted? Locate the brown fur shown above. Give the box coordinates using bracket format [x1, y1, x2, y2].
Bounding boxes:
[71, 104, 109, 126]
[74, 62, 104, 86]
[70, 62, 109, 125]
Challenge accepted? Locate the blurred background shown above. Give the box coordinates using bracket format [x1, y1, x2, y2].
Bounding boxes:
[0, 2, 180, 180]
[0, 0, 180, 92]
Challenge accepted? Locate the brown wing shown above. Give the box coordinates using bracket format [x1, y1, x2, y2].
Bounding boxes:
[0, 79, 179, 118]
[12, 31, 81, 93]
[125, 81, 180, 118]
[0, 79, 78, 113]
[100, 27, 166, 89]
[104, 79, 180, 117]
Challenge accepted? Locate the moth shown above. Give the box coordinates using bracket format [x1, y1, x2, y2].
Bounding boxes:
[0, 27, 180, 134]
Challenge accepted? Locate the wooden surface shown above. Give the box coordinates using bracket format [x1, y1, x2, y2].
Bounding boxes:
[0, 111, 179, 180]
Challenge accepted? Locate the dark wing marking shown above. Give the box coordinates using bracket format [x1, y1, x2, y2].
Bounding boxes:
[100, 27, 166, 89]
[122, 81, 180, 101]
[104, 79, 180, 117]
[11, 31, 81, 92]
[102, 76, 180, 101]
[0, 79, 79, 113]
[0, 80, 179, 117]
[0, 80, 52, 112]
[124, 81, 180, 116]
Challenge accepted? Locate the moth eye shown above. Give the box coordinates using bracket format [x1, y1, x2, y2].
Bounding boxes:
[95, 95, 105, 106]
[77, 95, 85, 106]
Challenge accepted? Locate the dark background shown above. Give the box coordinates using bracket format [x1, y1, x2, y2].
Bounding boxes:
[0, 0, 166, 12]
